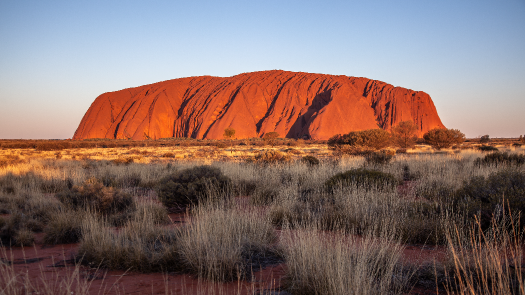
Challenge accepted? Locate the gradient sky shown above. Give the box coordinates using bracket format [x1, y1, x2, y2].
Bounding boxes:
[1, 0, 524, 139]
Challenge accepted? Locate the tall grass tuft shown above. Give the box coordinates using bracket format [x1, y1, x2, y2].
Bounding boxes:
[443, 211, 525, 294]
[78, 210, 179, 272]
[280, 225, 408, 295]
[177, 204, 276, 281]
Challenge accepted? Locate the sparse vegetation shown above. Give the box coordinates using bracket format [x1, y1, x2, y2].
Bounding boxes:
[391, 120, 419, 149]
[0, 139, 524, 294]
[423, 128, 466, 149]
[324, 168, 399, 192]
[155, 165, 231, 210]
[328, 128, 391, 153]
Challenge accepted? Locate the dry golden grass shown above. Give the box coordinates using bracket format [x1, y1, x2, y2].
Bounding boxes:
[1, 142, 525, 294]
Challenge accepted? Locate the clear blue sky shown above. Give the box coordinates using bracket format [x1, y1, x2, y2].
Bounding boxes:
[1, 0, 524, 139]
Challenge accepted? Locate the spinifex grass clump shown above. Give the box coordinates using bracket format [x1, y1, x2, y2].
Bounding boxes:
[56, 178, 134, 215]
[78, 211, 179, 272]
[252, 150, 291, 164]
[43, 209, 83, 245]
[324, 168, 398, 192]
[0, 212, 36, 246]
[178, 205, 277, 282]
[281, 226, 408, 295]
[475, 151, 525, 167]
[443, 212, 525, 295]
[156, 165, 231, 210]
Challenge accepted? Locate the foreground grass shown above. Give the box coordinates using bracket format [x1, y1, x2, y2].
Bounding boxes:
[0, 144, 524, 294]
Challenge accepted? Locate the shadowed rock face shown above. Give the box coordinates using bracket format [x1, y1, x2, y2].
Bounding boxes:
[73, 70, 445, 140]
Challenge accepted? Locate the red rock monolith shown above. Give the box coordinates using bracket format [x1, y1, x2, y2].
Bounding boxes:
[73, 70, 445, 140]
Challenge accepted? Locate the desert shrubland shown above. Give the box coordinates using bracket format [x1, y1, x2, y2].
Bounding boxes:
[0, 142, 524, 294]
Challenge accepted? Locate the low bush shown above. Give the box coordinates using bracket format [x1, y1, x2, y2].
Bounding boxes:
[423, 128, 465, 150]
[325, 168, 399, 192]
[56, 178, 134, 215]
[301, 155, 320, 166]
[252, 150, 291, 164]
[328, 129, 391, 152]
[474, 152, 525, 167]
[477, 145, 498, 152]
[479, 134, 491, 143]
[156, 166, 231, 210]
[454, 170, 525, 229]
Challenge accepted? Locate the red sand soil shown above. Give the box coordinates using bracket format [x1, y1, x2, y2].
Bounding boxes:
[2, 202, 448, 294]
[73, 70, 445, 141]
[2, 233, 446, 295]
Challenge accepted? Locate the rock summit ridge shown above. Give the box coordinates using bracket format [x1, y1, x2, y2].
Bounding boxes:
[73, 70, 445, 140]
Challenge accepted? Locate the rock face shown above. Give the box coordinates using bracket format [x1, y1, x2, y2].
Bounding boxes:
[73, 70, 445, 140]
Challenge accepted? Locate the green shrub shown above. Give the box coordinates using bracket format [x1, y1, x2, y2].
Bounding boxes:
[56, 178, 134, 215]
[423, 128, 465, 150]
[474, 152, 525, 167]
[454, 170, 525, 229]
[478, 145, 498, 152]
[328, 129, 391, 152]
[301, 155, 320, 166]
[324, 169, 399, 192]
[252, 150, 291, 164]
[156, 166, 231, 210]
[479, 135, 490, 143]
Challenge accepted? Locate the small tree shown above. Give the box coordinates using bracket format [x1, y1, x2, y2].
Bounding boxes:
[423, 128, 465, 150]
[263, 132, 280, 147]
[479, 135, 490, 143]
[391, 121, 418, 149]
[223, 127, 236, 153]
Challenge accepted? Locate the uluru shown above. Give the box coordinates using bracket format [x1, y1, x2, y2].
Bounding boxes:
[73, 70, 445, 140]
